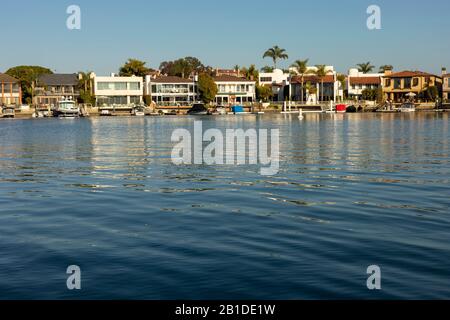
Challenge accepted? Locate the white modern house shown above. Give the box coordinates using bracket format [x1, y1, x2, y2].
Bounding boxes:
[145, 75, 197, 106]
[92, 73, 143, 106]
[259, 69, 290, 101]
[347, 68, 383, 99]
[214, 75, 256, 106]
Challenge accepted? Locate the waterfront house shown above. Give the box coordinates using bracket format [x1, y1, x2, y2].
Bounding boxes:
[34, 73, 80, 107]
[145, 75, 197, 107]
[347, 68, 383, 100]
[289, 66, 342, 103]
[215, 68, 241, 78]
[259, 69, 290, 101]
[383, 70, 442, 103]
[442, 70, 450, 102]
[93, 73, 143, 106]
[0, 73, 21, 105]
[213, 75, 256, 106]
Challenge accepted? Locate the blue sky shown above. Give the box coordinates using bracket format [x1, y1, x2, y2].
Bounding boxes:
[1, 0, 449, 75]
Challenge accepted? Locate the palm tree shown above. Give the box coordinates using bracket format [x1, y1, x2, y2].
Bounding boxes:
[313, 65, 332, 102]
[336, 74, 346, 101]
[78, 71, 94, 104]
[263, 46, 289, 69]
[291, 59, 312, 104]
[357, 62, 375, 74]
[261, 66, 274, 73]
[379, 65, 393, 73]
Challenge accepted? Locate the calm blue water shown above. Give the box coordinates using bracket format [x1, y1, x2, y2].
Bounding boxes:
[0, 113, 449, 300]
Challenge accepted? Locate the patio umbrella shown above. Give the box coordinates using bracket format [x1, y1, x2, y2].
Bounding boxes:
[406, 92, 417, 97]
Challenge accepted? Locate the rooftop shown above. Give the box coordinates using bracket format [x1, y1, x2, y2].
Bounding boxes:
[38, 73, 79, 86]
[291, 75, 335, 84]
[214, 75, 254, 83]
[0, 73, 19, 83]
[349, 77, 381, 85]
[386, 70, 439, 78]
[151, 76, 193, 84]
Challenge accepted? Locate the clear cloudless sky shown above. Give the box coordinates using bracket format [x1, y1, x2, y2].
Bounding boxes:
[1, 0, 449, 75]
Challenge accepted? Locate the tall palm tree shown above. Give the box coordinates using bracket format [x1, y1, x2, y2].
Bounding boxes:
[357, 62, 375, 74]
[379, 65, 393, 73]
[291, 59, 312, 103]
[314, 65, 332, 102]
[263, 46, 289, 69]
[336, 74, 346, 101]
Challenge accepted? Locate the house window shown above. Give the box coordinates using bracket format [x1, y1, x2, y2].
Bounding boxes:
[404, 78, 412, 89]
[385, 79, 391, 87]
[128, 82, 140, 90]
[260, 77, 272, 82]
[413, 78, 419, 87]
[394, 79, 401, 89]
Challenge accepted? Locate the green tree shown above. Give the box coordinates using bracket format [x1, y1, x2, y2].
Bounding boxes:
[78, 72, 95, 104]
[159, 57, 206, 78]
[198, 73, 218, 104]
[6, 65, 53, 104]
[336, 74, 347, 100]
[263, 46, 288, 69]
[261, 66, 274, 73]
[119, 59, 150, 77]
[426, 86, 439, 101]
[357, 62, 375, 74]
[291, 59, 312, 103]
[313, 65, 332, 102]
[256, 85, 273, 102]
[241, 64, 259, 83]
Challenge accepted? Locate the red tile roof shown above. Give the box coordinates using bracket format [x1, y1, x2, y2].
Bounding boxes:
[386, 70, 439, 78]
[0, 73, 19, 83]
[291, 75, 335, 84]
[349, 77, 381, 85]
[214, 75, 254, 82]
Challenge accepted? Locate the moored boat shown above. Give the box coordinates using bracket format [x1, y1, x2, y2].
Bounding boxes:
[398, 103, 416, 113]
[53, 98, 80, 118]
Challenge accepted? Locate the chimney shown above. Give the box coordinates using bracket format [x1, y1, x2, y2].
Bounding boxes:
[384, 69, 393, 76]
[442, 67, 447, 76]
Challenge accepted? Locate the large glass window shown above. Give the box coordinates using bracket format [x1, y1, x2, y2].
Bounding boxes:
[97, 82, 128, 91]
[128, 82, 140, 90]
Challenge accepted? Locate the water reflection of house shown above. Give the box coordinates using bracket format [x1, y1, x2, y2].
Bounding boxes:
[34, 73, 80, 107]
[0, 73, 21, 105]
[383, 70, 442, 102]
[214, 75, 256, 106]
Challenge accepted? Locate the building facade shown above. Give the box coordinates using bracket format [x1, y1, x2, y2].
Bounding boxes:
[383, 70, 442, 102]
[442, 73, 450, 102]
[213, 75, 256, 106]
[34, 73, 80, 107]
[93, 73, 143, 106]
[259, 69, 290, 101]
[145, 75, 197, 106]
[347, 68, 383, 99]
[289, 66, 342, 103]
[0, 73, 21, 105]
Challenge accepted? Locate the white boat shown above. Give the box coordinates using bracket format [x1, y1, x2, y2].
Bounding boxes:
[398, 103, 416, 113]
[133, 106, 146, 117]
[53, 98, 80, 118]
